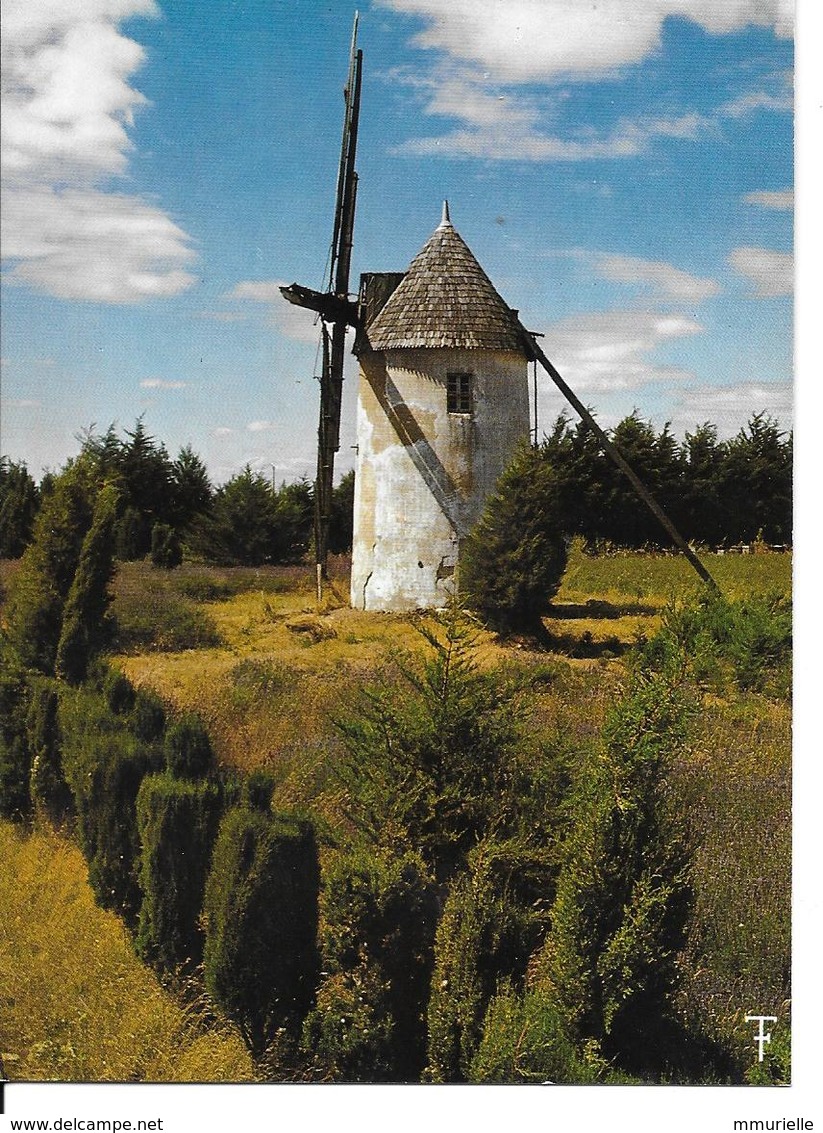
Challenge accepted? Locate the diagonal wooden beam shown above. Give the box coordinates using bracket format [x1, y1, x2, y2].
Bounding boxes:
[521, 324, 719, 591]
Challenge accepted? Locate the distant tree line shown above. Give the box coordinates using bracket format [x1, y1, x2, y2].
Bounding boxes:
[538, 410, 791, 550]
[1, 420, 355, 565]
[458, 410, 791, 639]
[2, 411, 789, 567]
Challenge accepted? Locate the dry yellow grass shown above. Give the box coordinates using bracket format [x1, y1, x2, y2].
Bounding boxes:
[0, 820, 255, 1082]
[110, 549, 789, 822]
[114, 558, 636, 687]
[114, 589, 539, 765]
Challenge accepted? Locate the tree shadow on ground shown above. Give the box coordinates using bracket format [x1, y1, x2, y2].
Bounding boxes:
[501, 622, 630, 659]
[548, 599, 658, 619]
[542, 628, 629, 659]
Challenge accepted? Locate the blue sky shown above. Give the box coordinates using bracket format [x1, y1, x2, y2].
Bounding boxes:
[1, 0, 795, 485]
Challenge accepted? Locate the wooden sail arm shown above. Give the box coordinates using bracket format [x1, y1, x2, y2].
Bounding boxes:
[279, 283, 360, 327]
[307, 15, 363, 592]
[521, 324, 719, 591]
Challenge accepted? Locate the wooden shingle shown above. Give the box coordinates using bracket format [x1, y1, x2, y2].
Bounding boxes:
[365, 209, 528, 353]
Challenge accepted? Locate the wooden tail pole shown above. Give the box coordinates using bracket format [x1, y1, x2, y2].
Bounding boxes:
[523, 330, 719, 591]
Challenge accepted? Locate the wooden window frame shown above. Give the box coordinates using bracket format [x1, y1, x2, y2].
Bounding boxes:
[447, 371, 473, 415]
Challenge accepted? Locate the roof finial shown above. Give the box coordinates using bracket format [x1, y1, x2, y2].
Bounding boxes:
[438, 199, 452, 229]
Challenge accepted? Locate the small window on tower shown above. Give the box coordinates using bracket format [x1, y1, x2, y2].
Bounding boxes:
[447, 372, 473, 414]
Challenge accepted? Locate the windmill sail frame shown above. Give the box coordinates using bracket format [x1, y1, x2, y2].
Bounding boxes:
[315, 18, 362, 588]
[280, 15, 362, 595]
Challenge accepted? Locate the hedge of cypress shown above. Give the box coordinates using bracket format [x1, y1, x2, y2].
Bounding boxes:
[204, 788, 320, 1059]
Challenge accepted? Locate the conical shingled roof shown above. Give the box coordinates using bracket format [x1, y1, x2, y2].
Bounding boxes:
[364, 205, 527, 353]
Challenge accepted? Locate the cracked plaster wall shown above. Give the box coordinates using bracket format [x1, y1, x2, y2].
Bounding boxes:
[351, 346, 529, 611]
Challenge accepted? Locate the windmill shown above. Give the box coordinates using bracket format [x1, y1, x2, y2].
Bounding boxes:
[280, 14, 362, 598]
[281, 18, 716, 610]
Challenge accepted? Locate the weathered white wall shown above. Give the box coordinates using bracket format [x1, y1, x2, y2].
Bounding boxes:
[351, 346, 529, 611]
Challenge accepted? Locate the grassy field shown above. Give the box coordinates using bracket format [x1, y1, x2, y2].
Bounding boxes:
[0, 820, 255, 1082]
[110, 544, 790, 799]
[0, 545, 791, 1081]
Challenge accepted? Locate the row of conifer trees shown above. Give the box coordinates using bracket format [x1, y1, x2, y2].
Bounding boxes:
[2, 657, 322, 1062]
[0, 630, 692, 1082]
[0, 420, 352, 566]
[0, 450, 322, 1062]
[1, 409, 791, 566]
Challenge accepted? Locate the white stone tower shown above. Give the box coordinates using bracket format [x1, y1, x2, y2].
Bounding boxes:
[350, 203, 532, 612]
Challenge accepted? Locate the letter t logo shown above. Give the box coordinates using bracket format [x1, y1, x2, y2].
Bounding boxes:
[745, 1015, 778, 1062]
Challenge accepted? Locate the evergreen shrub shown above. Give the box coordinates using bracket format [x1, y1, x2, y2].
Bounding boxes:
[0, 642, 33, 820]
[469, 985, 606, 1084]
[642, 591, 792, 697]
[204, 800, 320, 1058]
[150, 523, 183, 569]
[534, 665, 695, 1078]
[136, 771, 222, 973]
[131, 687, 167, 742]
[27, 676, 72, 823]
[426, 845, 545, 1082]
[164, 715, 214, 779]
[303, 848, 437, 1081]
[336, 611, 524, 880]
[104, 668, 137, 715]
[56, 484, 120, 684]
[5, 460, 97, 673]
[460, 444, 568, 636]
[60, 686, 162, 928]
[0, 457, 39, 558]
[115, 506, 149, 561]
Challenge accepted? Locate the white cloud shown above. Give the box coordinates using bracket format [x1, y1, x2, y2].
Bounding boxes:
[744, 188, 794, 210]
[140, 377, 188, 389]
[1, 0, 196, 303]
[2, 186, 195, 302]
[541, 309, 703, 392]
[3, 22, 146, 179]
[213, 427, 234, 437]
[670, 380, 792, 435]
[395, 125, 635, 161]
[389, 72, 786, 164]
[595, 253, 720, 302]
[6, 398, 43, 409]
[1, 1, 159, 42]
[720, 87, 793, 117]
[228, 282, 286, 303]
[381, 2, 791, 162]
[226, 280, 321, 344]
[390, 70, 723, 161]
[375, 0, 792, 84]
[729, 246, 793, 296]
[246, 420, 276, 433]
